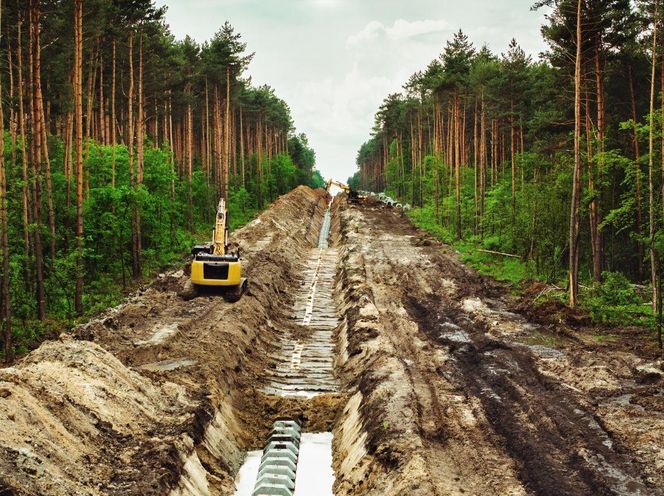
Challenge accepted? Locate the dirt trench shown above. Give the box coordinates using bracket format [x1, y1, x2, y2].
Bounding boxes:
[1, 187, 663, 496]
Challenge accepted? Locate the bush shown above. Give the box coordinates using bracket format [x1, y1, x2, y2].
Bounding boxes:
[594, 271, 640, 306]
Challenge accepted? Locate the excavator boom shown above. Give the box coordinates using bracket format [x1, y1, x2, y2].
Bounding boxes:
[212, 199, 229, 256]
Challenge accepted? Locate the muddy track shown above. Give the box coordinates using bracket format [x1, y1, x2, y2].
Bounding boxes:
[333, 204, 663, 496]
[1, 187, 662, 496]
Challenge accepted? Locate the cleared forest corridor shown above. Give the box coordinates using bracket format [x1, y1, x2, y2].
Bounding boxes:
[3, 0, 664, 494]
[238, 202, 339, 495]
[1, 186, 663, 496]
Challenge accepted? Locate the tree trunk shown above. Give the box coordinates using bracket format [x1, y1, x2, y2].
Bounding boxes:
[187, 95, 193, 231]
[111, 39, 116, 188]
[455, 94, 462, 239]
[569, 0, 583, 307]
[510, 102, 516, 223]
[628, 65, 644, 280]
[0, 0, 13, 361]
[473, 97, 478, 234]
[480, 91, 486, 238]
[224, 67, 231, 201]
[240, 106, 245, 188]
[34, 19, 56, 262]
[128, 30, 140, 279]
[589, 46, 604, 283]
[17, 12, 31, 280]
[74, 0, 84, 315]
[29, 0, 45, 320]
[649, 1, 659, 310]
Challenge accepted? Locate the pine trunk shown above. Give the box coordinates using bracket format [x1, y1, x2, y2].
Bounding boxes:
[0, 0, 12, 361]
[648, 1, 659, 310]
[569, 0, 583, 307]
[29, 0, 45, 320]
[74, 0, 84, 315]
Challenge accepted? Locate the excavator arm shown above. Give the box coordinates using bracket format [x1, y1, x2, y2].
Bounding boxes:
[212, 199, 230, 256]
[325, 179, 351, 194]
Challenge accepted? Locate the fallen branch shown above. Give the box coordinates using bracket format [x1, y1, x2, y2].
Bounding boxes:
[477, 249, 521, 259]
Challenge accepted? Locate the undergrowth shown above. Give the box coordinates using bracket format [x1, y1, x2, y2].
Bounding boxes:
[408, 207, 657, 334]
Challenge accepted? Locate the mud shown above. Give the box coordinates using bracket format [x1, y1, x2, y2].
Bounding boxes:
[332, 203, 663, 496]
[1, 187, 662, 496]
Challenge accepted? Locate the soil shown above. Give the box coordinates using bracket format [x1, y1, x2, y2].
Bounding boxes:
[333, 203, 663, 496]
[1, 186, 662, 496]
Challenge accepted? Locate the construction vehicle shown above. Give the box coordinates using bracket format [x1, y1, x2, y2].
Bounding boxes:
[325, 179, 360, 203]
[185, 198, 248, 302]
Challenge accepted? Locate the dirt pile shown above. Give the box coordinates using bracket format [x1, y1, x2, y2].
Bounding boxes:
[0, 336, 200, 495]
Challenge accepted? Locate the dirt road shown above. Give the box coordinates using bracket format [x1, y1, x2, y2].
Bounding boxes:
[334, 204, 663, 496]
[1, 186, 662, 495]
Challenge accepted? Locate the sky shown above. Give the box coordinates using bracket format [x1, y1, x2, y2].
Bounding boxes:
[154, 0, 551, 182]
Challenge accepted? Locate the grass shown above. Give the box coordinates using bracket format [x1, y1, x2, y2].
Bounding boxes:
[406, 206, 660, 336]
[524, 331, 564, 348]
[407, 208, 531, 285]
[455, 241, 530, 285]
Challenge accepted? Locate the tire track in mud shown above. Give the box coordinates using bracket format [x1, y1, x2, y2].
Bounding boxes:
[358, 206, 653, 495]
[406, 297, 653, 496]
[337, 204, 659, 496]
[336, 211, 526, 496]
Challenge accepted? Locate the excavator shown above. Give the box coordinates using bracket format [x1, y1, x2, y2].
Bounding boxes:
[325, 178, 360, 203]
[184, 198, 248, 302]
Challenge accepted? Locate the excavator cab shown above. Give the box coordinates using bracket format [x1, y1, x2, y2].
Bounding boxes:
[187, 199, 248, 302]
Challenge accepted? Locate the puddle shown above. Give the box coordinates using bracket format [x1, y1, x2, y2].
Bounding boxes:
[438, 322, 471, 344]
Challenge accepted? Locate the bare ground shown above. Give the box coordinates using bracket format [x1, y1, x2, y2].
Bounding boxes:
[0, 186, 662, 496]
[333, 202, 664, 496]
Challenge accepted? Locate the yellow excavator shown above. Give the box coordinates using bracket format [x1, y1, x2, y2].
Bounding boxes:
[185, 198, 248, 302]
[325, 179, 360, 203]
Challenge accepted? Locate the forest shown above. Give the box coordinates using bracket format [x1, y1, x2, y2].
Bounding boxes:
[0, 0, 322, 359]
[350, 0, 664, 343]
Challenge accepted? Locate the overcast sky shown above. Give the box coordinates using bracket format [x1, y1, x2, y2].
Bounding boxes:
[154, 0, 550, 182]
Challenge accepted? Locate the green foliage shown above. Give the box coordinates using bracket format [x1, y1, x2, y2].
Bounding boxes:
[3, 135, 316, 356]
[584, 272, 653, 327]
[593, 271, 640, 306]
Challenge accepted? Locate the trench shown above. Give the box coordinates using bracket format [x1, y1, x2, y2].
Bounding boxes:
[234, 202, 339, 496]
